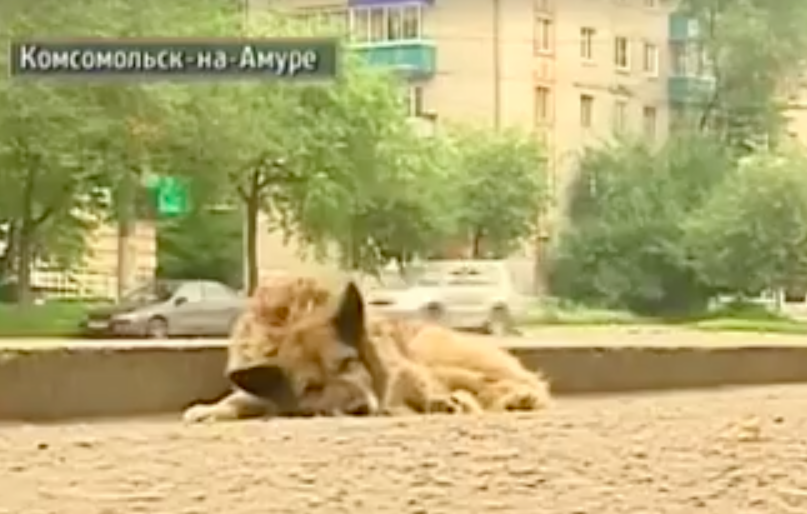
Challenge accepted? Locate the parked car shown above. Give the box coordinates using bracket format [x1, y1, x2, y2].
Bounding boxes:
[80, 279, 246, 338]
[364, 260, 529, 335]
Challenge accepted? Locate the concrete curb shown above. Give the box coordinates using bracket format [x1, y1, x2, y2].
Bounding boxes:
[3, 340, 807, 421]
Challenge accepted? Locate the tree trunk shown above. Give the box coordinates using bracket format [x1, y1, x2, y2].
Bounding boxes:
[15, 169, 38, 305]
[244, 171, 260, 295]
[16, 219, 34, 305]
[1, 220, 19, 279]
[471, 228, 484, 258]
[116, 172, 136, 300]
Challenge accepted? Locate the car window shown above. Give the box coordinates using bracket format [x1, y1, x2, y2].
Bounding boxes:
[413, 266, 447, 286]
[175, 281, 203, 302]
[444, 266, 468, 285]
[461, 264, 502, 286]
[122, 281, 179, 304]
[202, 281, 235, 300]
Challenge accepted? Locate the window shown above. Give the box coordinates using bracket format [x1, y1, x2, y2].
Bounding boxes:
[580, 94, 594, 128]
[670, 41, 708, 76]
[643, 42, 659, 76]
[369, 8, 386, 40]
[534, 86, 551, 123]
[407, 86, 424, 117]
[399, 5, 421, 39]
[643, 106, 657, 140]
[614, 100, 628, 133]
[351, 9, 371, 42]
[175, 281, 203, 303]
[351, 5, 422, 43]
[291, 9, 348, 36]
[534, 17, 553, 54]
[614, 36, 630, 70]
[580, 27, 595, 61]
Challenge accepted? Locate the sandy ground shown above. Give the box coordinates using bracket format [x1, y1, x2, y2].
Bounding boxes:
[1, 386, 806, 514]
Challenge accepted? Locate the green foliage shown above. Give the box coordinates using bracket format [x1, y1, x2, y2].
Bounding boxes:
[158, 14, 457, 278]
[156, 209, 243, 288]
[678, 0, 807, 148]
[0, 301, 88, 337]
[447, 126, 548, 257]
[683, 148, 807, 295]
[548, 134, 734, 315]
[0, 0, 240, 301]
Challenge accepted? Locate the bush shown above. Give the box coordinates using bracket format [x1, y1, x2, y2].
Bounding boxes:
[0, 301, 89, 337]
[683, 148, 807, 295]
[547, 135, 733, 316]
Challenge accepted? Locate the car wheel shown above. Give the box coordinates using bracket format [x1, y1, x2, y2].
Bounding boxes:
[145, 317, 169, 339]
[487, 307, 512, 337]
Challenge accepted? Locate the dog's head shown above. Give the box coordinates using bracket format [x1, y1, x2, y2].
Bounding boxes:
[227, 279, 378, 417]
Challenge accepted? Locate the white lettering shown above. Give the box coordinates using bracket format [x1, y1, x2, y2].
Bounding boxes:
[19, 45, 40, 69]
[196, 51, 213, 68]
[256, 50, 282, 73]
[212, 51, 229, 70]
[245, 48, 321, 75]
[111, 51, 129, 69]
[87, 51, 111, 69]
[291, 50, 317, 75]
[239, 45, 257, 69]
[141, 52, 158, 70]
[167, 51, 184, 69]
[47, 51, 73, 69]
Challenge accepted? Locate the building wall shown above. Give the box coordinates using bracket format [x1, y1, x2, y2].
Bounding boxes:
[31, 220, 157, 300]
[245, 0, 676, 284]
[425, 0, 534, 128]
[550, 0, 672, 211]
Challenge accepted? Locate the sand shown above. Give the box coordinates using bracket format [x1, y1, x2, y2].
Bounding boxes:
[1, 385, 806, 514]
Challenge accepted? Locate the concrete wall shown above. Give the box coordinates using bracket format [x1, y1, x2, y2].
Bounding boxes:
[4, 339, 807, 422]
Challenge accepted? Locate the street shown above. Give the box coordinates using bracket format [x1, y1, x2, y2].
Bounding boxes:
[1, 385, 805, 513]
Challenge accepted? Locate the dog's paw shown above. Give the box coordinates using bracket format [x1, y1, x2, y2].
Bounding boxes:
[448, 390, 484, 414]
[497, 386, 550, 412]
[182, 403, 234, 423]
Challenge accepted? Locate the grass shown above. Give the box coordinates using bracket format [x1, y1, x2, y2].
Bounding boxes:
[522, 297, 807, 335]
[523, 298, 647, 326]
[0, 301, 93, 338]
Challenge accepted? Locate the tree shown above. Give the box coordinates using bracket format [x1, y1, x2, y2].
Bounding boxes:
[157, 208, 242, 288]
[447, 126, 548, 258]
[684, 148, 807, 296]
[678, 0, 807, 150]
[159, 13, 451, 291]
[547, 134, 734, 315]
[0, 0, 240, 302]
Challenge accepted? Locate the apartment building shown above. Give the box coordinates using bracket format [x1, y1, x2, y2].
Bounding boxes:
[246, 0, 715, 275]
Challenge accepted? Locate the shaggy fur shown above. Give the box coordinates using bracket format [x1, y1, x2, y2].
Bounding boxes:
[183, 274, 550, 423]
[183, 276, 378, 422]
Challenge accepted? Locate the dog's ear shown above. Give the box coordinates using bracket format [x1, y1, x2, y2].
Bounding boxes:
[331, 281, 366, 348]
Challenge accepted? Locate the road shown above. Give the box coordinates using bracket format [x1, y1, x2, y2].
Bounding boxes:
[1, 385, 806, 514]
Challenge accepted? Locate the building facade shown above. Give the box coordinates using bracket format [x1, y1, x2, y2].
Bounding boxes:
[247, 1, 714, 274]
[259, 0, 722, 203]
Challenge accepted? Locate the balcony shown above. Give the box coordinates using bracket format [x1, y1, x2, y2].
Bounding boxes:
[669, 13, 700, 42]
[668, 76, 716, 104]
[352, 40, 436, 79]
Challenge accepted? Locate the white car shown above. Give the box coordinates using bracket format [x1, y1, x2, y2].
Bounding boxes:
[364, 260, 528, 335]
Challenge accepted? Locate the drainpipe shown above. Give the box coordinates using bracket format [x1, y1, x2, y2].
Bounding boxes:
[492, 0, 502, 129]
